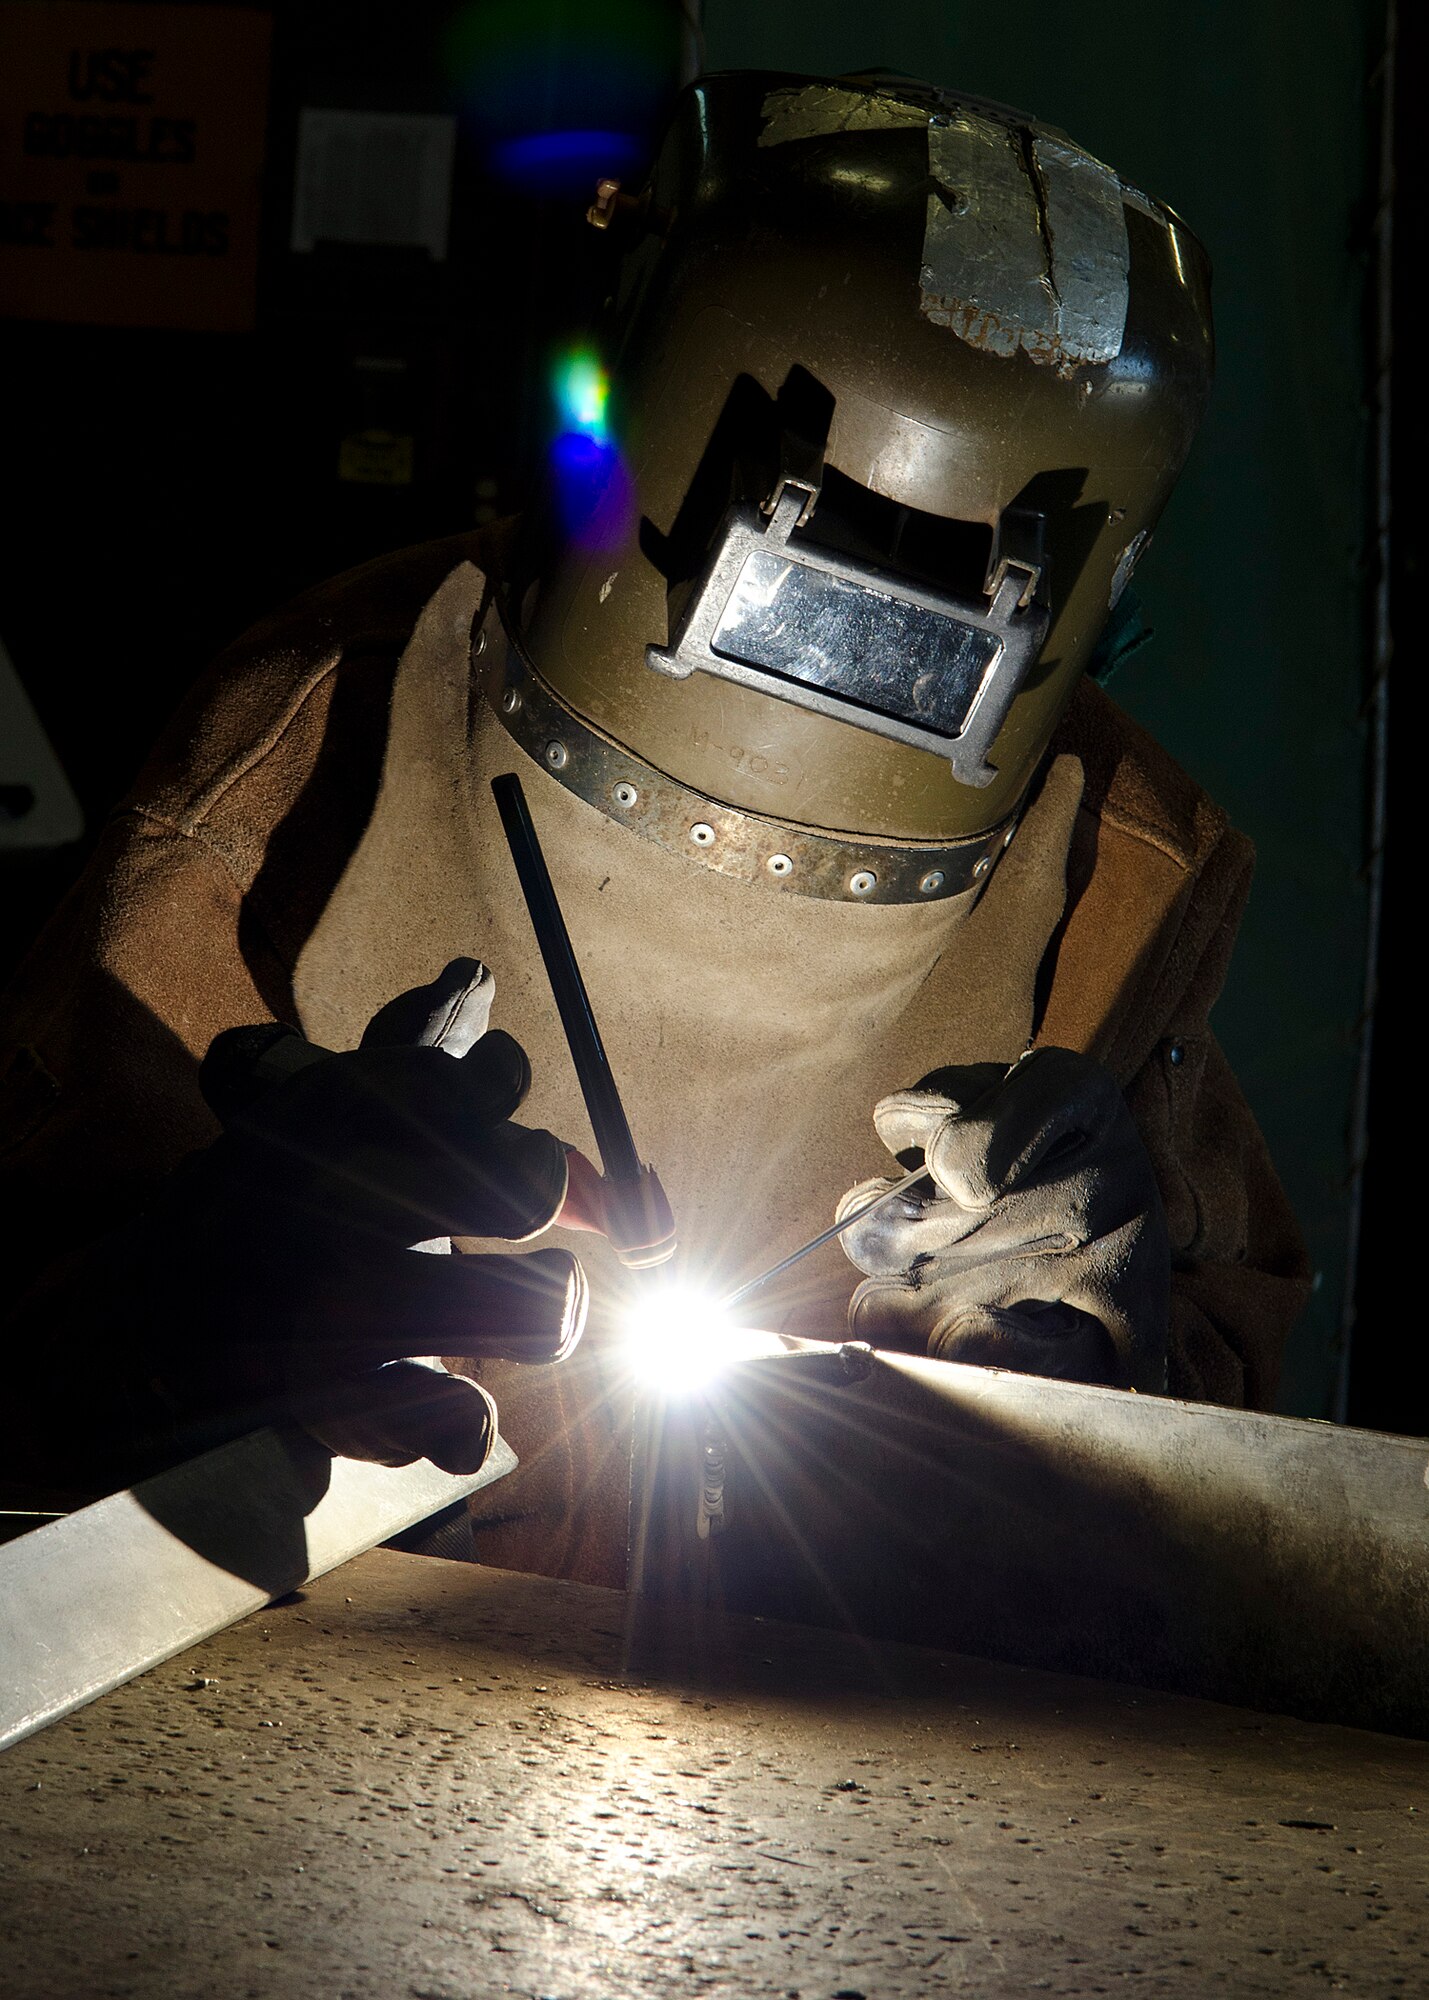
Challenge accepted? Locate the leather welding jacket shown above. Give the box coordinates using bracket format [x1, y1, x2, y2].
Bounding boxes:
[0, 533, 1311, 1580]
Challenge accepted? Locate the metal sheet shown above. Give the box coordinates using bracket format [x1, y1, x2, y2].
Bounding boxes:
[642, 1348, 1429, 1735]
[0, 1426, 515, 1752]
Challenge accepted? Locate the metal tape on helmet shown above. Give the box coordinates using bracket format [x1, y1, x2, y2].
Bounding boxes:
[921, 118, 1129, 371]
[756, 83, 928, 146]
[753, 83, 1131, 373]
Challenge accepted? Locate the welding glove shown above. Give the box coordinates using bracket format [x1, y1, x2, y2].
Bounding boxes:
[130, 958, 587, 1472]
[838, 1048, 1170, 1391]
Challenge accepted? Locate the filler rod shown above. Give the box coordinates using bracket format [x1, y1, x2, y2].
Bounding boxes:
[492, 771, 674, 1268]
[720, 1164, 932, 1312]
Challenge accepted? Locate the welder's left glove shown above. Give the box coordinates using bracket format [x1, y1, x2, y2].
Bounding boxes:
[134, 958, 587, 1473]
[838, 1048, 1170, 1391]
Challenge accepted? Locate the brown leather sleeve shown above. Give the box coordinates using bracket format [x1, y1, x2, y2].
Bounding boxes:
[0, 815, 280, 1302]
[1034, 684, 1313, 1413]
[1100, 820, 1311, 1410]
[1, 535, 487, 1261]
[1125, 1030, 1312, 1410]
[0, 641, 406, 1294]
[1116, 829, 1313, 1412]
[0, 539, 486, 1494]
[0, 816, 286, 1497]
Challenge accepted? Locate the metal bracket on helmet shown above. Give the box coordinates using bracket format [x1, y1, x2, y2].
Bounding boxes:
[760, 423, 823, 530]
[646, 486, 1048, 789]
[985, 504, 1047, 610]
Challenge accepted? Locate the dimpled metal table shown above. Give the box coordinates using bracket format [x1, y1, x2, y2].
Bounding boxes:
[0, 1548, 1424, 2000]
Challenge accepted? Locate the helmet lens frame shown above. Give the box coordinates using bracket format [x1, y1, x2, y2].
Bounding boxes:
[646, 483, 1049, 789]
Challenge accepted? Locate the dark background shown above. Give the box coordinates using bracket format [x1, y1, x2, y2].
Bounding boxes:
[1, 0, 1411, 1429]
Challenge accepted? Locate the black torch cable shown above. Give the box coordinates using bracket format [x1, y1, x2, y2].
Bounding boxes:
[491, 771, 643, 1186]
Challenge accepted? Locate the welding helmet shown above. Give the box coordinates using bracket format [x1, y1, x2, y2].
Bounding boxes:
[494, 70, 1213, 904]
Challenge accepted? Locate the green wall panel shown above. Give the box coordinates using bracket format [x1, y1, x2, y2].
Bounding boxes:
[702, 2, 1374, 1414]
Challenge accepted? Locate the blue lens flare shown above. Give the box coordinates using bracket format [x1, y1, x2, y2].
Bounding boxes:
[550, 428, 633, 552]
[442, 1, 678, 195]
[491, 128, 646, 198]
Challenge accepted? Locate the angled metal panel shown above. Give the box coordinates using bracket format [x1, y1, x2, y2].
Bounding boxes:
[0, 1427, 514, 1751]
[643, 1350, 1429, 1735]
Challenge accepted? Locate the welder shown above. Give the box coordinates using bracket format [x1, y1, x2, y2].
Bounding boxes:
[0, 72, 1309, 1579]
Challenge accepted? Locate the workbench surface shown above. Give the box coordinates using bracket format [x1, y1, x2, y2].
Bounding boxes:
[1, 1550, 1423, 1999]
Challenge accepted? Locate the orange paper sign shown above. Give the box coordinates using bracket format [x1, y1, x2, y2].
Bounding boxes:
[0, 2, 271, 331]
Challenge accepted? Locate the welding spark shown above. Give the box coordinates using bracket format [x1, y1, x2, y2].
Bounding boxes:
[623, 1283, 783, 1396]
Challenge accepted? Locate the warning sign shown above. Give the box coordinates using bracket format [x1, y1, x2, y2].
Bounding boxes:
[0, 3, 271, 331]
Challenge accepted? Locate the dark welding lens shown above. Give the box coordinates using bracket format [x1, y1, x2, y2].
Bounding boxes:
[711, 551, 1002, 739]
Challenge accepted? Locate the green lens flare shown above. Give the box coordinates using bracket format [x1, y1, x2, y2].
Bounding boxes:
[553, 348, 610, 441]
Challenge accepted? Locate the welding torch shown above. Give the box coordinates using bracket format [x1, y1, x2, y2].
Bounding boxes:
[491, 772, 676, 1274]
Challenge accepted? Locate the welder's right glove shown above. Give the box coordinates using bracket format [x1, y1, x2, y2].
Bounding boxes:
[123, 959, 587, 1473]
